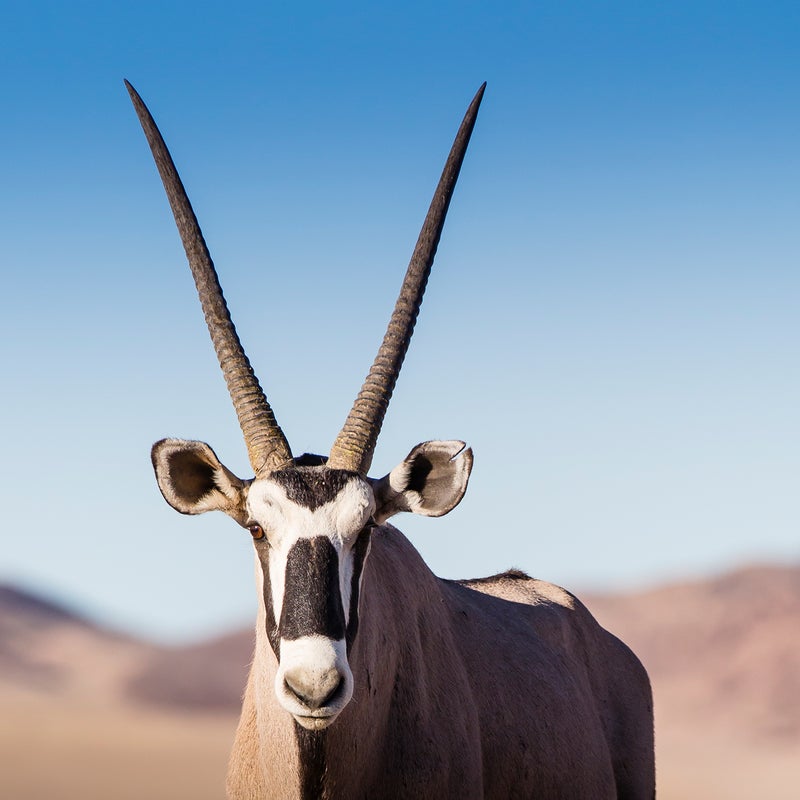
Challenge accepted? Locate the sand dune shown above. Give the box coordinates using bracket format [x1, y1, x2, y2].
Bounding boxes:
[1, 691, 234, 800]
[1, 564, 798, 798]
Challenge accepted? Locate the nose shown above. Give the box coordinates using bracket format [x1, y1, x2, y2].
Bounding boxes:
[283, 664, 346, 710]
[275, 636, 354, 724]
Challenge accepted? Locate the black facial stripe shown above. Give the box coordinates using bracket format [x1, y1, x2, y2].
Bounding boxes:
[257, 547, 281, 657]
[346, 526, 372, 652]
[295, 724, 326, 800]
[280, 537, 346, 641]
[270, 467, 360, 512]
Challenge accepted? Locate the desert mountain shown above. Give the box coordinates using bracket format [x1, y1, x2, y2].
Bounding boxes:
[584, 563, 800, 745]
[126, 628, 253, 711]
[0, 584, 236, 800]
[0, 584, 157, 703]
[584, 563, 800, 799]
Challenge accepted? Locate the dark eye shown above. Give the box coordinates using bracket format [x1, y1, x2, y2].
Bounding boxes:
[249, 524, 264, 540]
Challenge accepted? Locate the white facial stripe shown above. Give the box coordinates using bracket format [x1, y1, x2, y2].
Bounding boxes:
[339, 541, 354, 627]
[269, 545, 287, 626]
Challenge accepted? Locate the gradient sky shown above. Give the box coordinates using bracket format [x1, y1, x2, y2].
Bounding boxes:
[1, 1, 798, 641]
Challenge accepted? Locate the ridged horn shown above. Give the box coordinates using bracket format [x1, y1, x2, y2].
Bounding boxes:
[328, 83, 486, 475]
[126, 80, 292, 477]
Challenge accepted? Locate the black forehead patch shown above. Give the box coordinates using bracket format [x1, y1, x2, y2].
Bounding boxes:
[270, 467, 360, 512]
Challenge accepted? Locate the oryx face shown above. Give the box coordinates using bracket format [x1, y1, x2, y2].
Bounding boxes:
[248, 467, 374, 728]
[151, 438, 472, 728]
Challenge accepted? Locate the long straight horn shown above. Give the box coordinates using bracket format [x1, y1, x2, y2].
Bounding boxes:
[328, 83, 486, 475]
[126, 81, 292, 476]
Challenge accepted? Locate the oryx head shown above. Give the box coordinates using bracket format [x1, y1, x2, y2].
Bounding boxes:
[128, 81, 482, 729]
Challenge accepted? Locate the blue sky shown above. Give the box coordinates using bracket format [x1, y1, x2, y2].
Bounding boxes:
[1, 1, 798, 641]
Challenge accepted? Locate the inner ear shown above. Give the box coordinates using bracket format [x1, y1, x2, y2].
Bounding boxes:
[166, 448, 219, 505]
[372, 440, 473, 523]
[406, 454, 434, 493]
[151, 438, 248, 524]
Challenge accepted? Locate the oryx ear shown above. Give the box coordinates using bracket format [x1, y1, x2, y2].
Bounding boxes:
[151, 438, 248, 525]
[372, 440, 473, 524]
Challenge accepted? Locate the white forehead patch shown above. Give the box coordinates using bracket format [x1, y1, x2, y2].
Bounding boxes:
[246, 474, 375, 546]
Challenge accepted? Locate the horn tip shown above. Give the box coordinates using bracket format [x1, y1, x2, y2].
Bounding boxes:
[471, 82, 487, 110]
[124, 79, 147, 113]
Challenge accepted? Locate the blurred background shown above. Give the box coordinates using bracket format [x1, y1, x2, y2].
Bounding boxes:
[1, 2, 798, 797]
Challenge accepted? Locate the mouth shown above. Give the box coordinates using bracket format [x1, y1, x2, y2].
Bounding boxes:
[292, 711, 338, 731]
[278, 685, 350, 729]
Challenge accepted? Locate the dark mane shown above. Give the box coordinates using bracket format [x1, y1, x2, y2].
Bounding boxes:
[455, 568, 532, 585]
[293, 453, 328, 467]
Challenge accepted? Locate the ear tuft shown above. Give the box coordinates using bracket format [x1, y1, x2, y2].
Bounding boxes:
[151, 438, 248, 524]
[373, 440, 473, 524]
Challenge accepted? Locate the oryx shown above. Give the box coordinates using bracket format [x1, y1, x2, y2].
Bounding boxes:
[127, 80, 655, 799]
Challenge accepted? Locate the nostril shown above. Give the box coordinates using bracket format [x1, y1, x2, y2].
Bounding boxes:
[319, 674, 345, 708]
[284, 673, 312, 706]
[283, 668, 344, 710]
